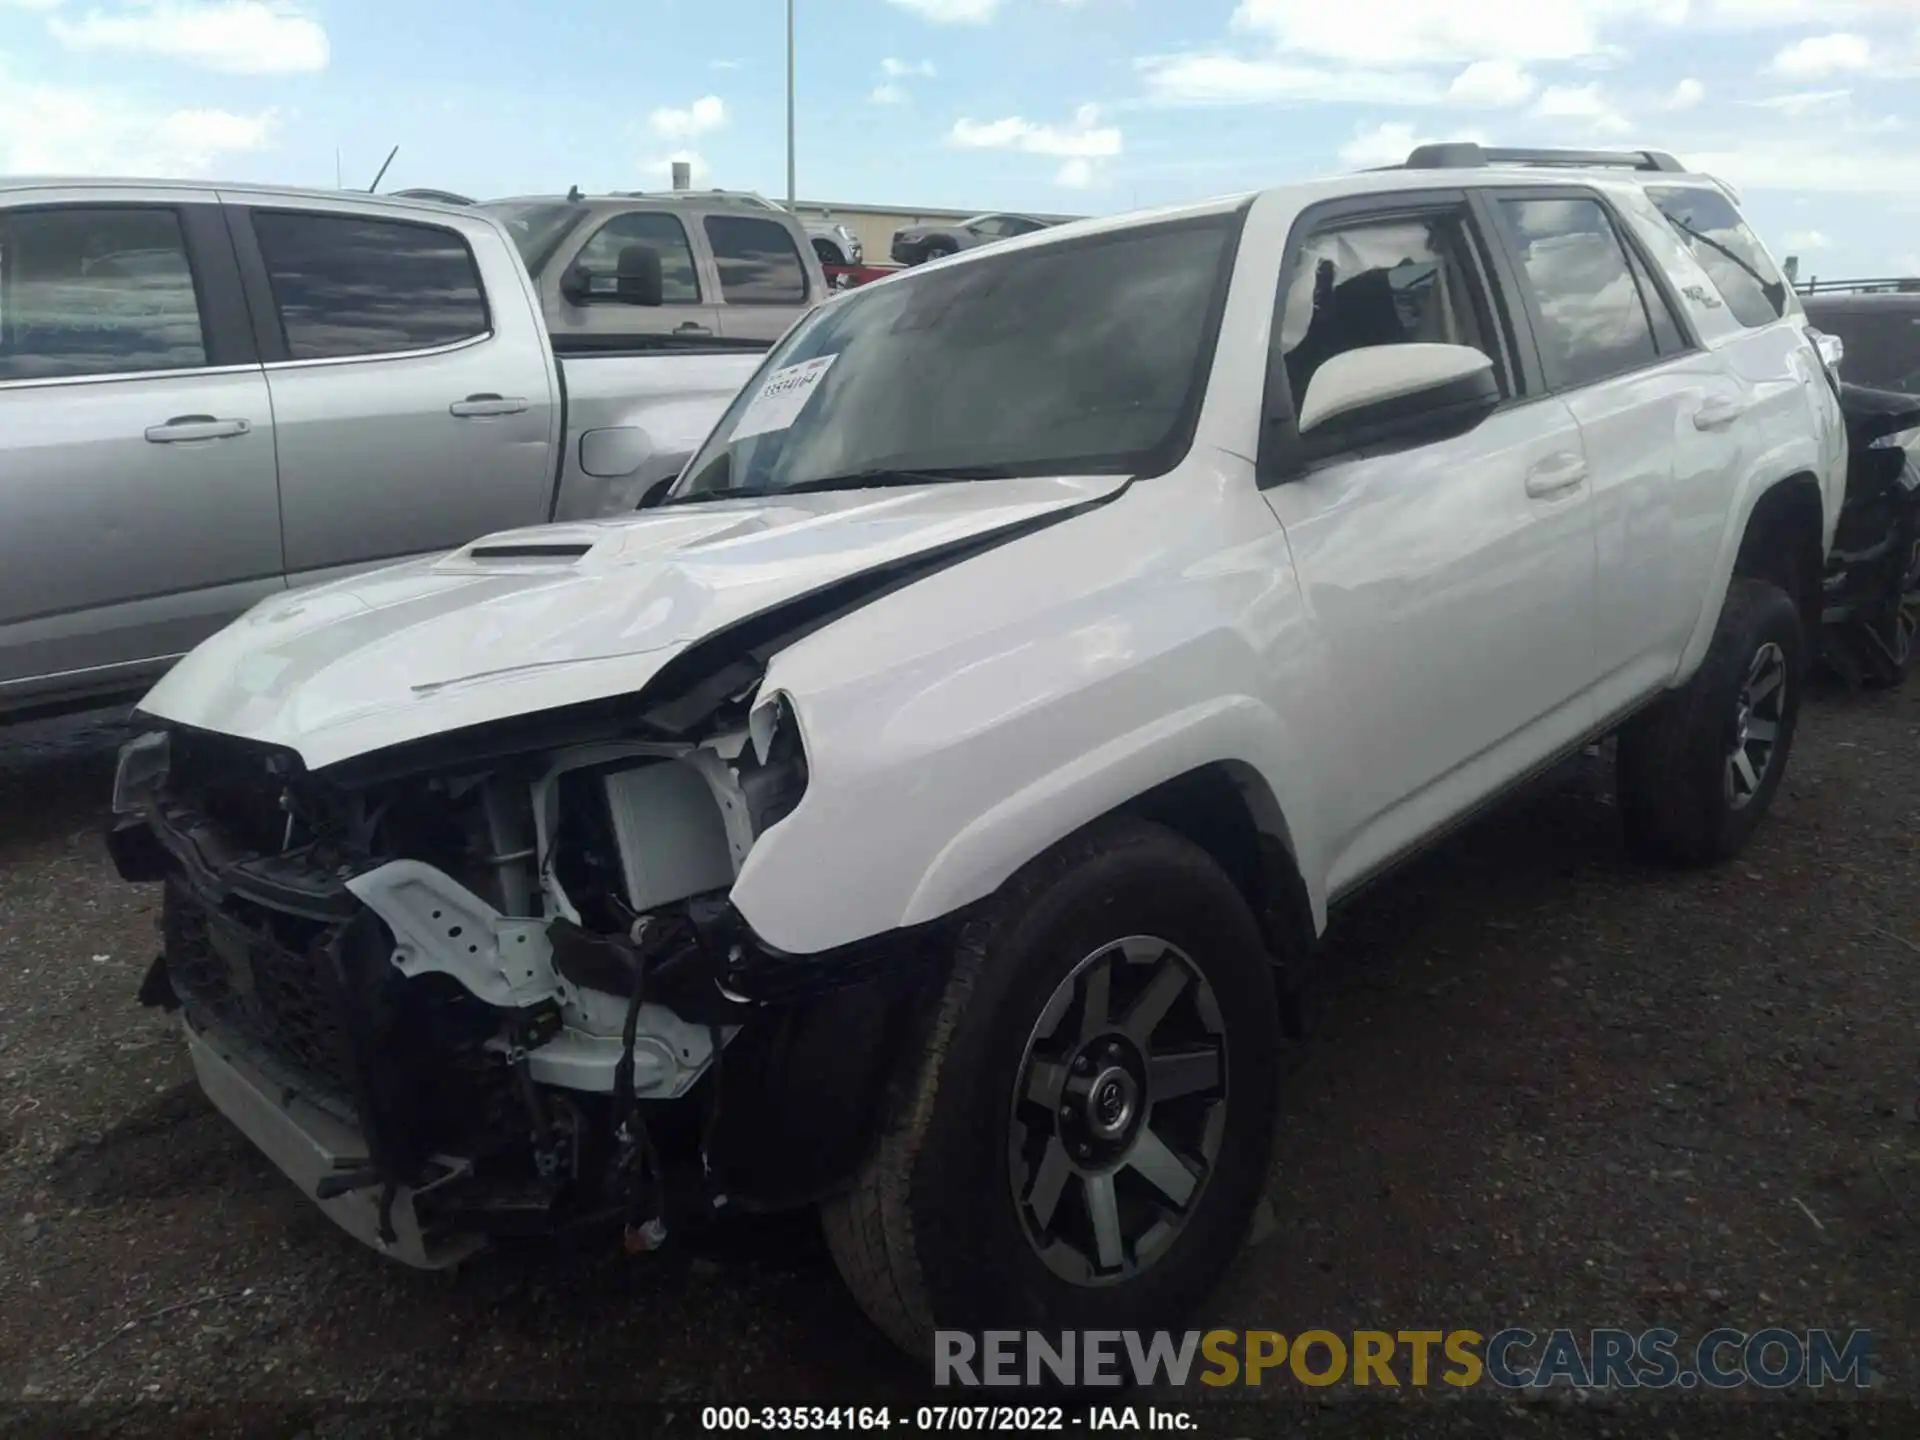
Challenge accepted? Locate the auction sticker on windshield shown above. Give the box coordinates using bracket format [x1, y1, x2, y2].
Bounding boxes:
[731, 355, 837, 441]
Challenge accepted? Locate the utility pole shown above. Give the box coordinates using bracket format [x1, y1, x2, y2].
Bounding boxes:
[786, 0, 796, 204]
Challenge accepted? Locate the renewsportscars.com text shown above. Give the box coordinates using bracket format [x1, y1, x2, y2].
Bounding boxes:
[934, 1327, 1874, 1391]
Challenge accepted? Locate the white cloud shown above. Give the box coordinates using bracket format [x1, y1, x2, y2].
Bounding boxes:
[1667, 77, 1704, 109]
[1684, 141, 1920, 194]
[1751, 89, 1853, 116]
[0, 78, 276, 174]
[710, 58, 742, 71]
[48, 2, 329, 75]
[869, 83, 908, 106]
[886, 0, 1000, 23]
[950, 103, 1122, 158]
[880, 57, 936, 78]
[1446, 59, 1536, 107]
[1227, 0, 1680, 66]
[1769, 32, 1874, 78]
[1056, 158, 1099, 188]
[1780, 229, 1832, 250]
[1532, 82, 1632, 135]
[1337, 120, 1487, 169]
[1136, 53, 1441, 106]
[1, 0, 68, 10]
[648, 95, 726, 141]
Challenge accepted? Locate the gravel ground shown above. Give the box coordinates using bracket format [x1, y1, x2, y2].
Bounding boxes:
[2, 684, 1917, 1434]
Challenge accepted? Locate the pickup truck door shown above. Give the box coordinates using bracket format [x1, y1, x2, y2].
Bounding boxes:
[1258, 195, 1598, 895]
[544, 208, 723, 346]
[0, 193, 281, 709]
[227, 197, 561, 587]
[700, 212, 817, 344]
[1481, 187, 1754, 720]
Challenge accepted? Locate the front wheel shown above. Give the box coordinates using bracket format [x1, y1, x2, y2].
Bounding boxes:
[820, 819, 1283, 1359]
[1617, 577, 1805, 866]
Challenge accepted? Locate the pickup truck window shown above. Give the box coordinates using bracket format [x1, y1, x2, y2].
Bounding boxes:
[1495, 197, 1661, 390]
[1279, 212, 1500, 410]
[0, 207, 206, 381]
[672, 213, 1237, 499]
[250, 211, 489, 361]
[482, 201, 583, 273]
[575, 213, 701, 303]
[703, 215, 808, 305]
[1648, 185, 1790, 330]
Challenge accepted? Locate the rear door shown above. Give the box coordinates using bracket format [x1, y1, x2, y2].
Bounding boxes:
[229, 198, 560, 587]
[0, 192, 280, 708]
[1479, 187, 1744, 715]
[544, 206, 722, 347]
[702, 210, 815, 342]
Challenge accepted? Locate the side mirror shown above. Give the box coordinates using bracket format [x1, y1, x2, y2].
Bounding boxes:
[1297, 343, 1499, 439]
[614, 244, 664, 306]
[558, 262, 592, 306]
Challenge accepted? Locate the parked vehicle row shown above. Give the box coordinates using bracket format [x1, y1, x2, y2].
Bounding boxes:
[889, 211, 1059, 265]
[0, 180, 769, 719]
[108, 143, 1849, 1361]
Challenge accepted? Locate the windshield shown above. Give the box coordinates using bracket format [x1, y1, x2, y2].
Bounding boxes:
[667, 212, 1240, 503]
[478, 202, 584, 271]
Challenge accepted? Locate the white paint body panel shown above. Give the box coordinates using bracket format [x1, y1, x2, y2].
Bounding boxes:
[139, 165, 1849, 960]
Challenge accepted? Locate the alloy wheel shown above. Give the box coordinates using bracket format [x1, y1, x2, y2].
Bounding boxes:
[1008, 935, 1228, 1286]
[1725, 641, 1788, 810]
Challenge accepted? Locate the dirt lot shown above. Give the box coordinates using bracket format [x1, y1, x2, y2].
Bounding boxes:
[2, 683, 1917, 1432]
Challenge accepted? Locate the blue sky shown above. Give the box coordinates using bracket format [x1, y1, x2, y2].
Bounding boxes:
[2, 0, 1918, 276]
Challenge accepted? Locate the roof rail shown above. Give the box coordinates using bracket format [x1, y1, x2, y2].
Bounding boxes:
[1796, 276, 1920, 296]
[1402, 143, 1687, 173]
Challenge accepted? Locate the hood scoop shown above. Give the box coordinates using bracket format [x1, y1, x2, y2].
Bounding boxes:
[467, 541, 595, 561]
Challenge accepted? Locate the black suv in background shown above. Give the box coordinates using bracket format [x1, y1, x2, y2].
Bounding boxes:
[1802, 280, 1920, 686]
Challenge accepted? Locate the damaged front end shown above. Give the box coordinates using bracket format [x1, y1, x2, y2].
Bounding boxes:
[108, 686, 941, 1268]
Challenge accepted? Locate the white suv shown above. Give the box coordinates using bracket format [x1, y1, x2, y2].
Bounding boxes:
[110, 144, 1845, 1357]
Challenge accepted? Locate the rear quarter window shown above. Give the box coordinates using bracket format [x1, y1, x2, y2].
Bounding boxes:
[1648, 186, 1791, 330]
[1803, 302, 1920, 394]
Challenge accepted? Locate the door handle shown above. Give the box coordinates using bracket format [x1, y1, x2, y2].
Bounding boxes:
[673, 322, 713, 336]
[1693, 399, 1750, 431]
[144, 415, 250, 443]
[1524, 452, 1589, 499]
[449, 393, 528, 418]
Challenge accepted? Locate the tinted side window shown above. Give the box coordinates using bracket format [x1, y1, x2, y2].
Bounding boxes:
[1804, 304, 1920, 394]
[1496, 198, 1657, 389]
[1649, 185, 1790, 330]
[0, 207, 206, 381]
[574, 212, 701, 303]
[1279, 212, 1500, 408]
[251, 211, 489, 360]
[703, 216, 807, 304]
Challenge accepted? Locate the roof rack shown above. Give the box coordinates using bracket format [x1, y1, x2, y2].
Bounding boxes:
[1401, 143, 1687, 173]
[1797, 276, 1920, 296]
[609, 187, 784, 209]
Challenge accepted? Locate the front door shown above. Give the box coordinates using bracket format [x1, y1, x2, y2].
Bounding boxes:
[0, 195, 281, 707]
[546, 208, 722, 346]
[1258, 197, 1598, 894]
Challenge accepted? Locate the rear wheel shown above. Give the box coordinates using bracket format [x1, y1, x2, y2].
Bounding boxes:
[922, 240, 957, 263]
[1617, 577, 1805, 866]
[820, 819, 1283, 1359]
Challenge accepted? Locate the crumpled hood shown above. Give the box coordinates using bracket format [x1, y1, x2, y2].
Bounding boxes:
[139, 477, 1129, 772]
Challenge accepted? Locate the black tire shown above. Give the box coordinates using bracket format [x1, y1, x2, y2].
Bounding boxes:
[1617, 577, 1805, 867]
[820, 818, 1283, 1360]
[922, 241, 956, 262]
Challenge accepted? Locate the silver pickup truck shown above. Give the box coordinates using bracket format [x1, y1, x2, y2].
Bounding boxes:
[0, 180, 773, 720]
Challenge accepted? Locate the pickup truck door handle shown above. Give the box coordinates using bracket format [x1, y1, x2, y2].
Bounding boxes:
[144, 415, 250, 444]
[449, 394, 528, 418]
[1523, 452, 1589, 499]
[673, 322, 713, 336]
[1693, 399, 1751, 431]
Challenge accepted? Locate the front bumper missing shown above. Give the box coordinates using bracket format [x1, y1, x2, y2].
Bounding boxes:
[184, 1017, 483, 1270]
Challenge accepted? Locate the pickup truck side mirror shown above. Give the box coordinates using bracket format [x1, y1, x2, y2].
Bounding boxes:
[1296, 342, 1499, 443]
[614, 245, 664, 306]
[557, 245, 665, 307]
